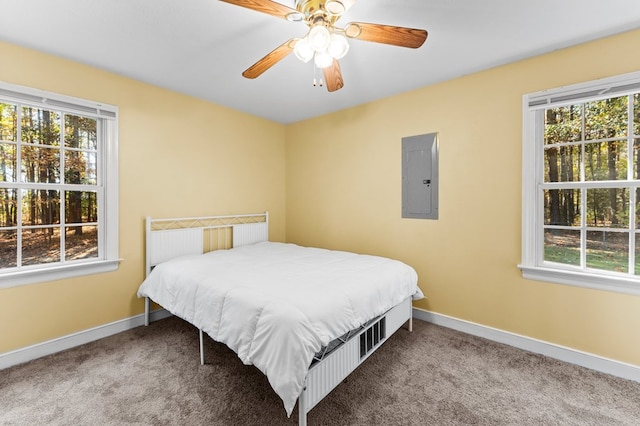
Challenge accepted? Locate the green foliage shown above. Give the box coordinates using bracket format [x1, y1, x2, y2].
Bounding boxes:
[545, 243, 640, 274]
[544, 244, 580, 266]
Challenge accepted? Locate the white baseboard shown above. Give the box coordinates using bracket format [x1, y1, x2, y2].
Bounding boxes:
[4, 307, 638, 383]
[413, 307, 640, 383]
[0, 309, 171, 370]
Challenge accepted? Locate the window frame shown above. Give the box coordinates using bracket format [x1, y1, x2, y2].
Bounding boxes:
[0, 81, 119, 288]
[519, 71, 640, 296]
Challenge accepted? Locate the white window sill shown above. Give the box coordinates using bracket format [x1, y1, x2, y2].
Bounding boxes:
[0, 259, 122, 289]
[518, 264, 640, 296]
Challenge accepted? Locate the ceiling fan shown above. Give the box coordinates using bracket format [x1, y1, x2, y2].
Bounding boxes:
[220, 0, 428, 92]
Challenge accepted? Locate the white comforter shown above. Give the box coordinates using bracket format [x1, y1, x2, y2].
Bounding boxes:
[137, 242, 423, 416]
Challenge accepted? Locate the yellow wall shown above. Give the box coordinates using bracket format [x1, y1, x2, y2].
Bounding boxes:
[286, 29, 640, 366]
[2, 29, 640, 368]
[0, 41, 286, 353]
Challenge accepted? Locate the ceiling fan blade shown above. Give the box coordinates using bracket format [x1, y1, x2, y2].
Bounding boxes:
[242, 39, 296, 79]
[322, 59, 344, 92]
[344, 22, 428, 48]
[219, 0, 298, 20]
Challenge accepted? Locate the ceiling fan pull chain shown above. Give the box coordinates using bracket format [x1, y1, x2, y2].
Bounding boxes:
[313, 63, 323, 87]
[312, 62, 316, 86]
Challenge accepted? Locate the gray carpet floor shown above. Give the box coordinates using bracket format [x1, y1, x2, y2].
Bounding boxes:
[1, 316, 639, 425]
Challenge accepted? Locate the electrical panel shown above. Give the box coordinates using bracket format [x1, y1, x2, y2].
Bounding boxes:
[402, 133, 439, 219]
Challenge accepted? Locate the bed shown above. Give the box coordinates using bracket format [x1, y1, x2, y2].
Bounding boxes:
[137, 212, 423, 425]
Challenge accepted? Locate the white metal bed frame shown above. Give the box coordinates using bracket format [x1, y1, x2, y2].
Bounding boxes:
[142, 212, 413, 426]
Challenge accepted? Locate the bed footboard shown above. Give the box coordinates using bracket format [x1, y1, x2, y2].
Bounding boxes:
[297, 297, 413, 425]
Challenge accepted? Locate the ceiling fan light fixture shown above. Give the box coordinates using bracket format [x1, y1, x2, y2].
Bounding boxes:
[314, 50, 333, 68]
[293, 37, 314, 63]
[308, 25, 331, 52]
[327, 33, 349, 59]
[224, 0, 428, 92]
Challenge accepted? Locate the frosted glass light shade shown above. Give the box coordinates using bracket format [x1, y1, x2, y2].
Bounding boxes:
[327, 33, 349, 59]
[308, 25, 331, 52]
[314, 50, 333, 68]
[294, 38, 314, 63]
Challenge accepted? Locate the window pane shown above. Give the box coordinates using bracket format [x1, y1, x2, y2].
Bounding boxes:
[21, 107, 61, 146]
[21, 189, 60, 226]
[65, 150, 97, 185]
[634, 94, 639, 137]
[66, 225, 98, 261]
[65, 114, 97, 150]
[544, 188, 581, 226]
[0, 229, 17, 268]
[0, 188, 18, 227]
[544, 105, 582, 144]
[633, 139, 640, 180]
[586, 230, 628, 273]
[544, 145, 580, 182]
[21, 145, 61, 183]
[0, 103, 17, 142]
[544, 229, 580, 266]
[1, 142, 17, 182]
[65, 191, 97, 224]
[584, 140, 627, 181]
[584, 96, 628, 140]
[635, 234, 640, 275]
[586, 188, 629, 228]
[637, 188, 640, 230]
[22, 227, 60, 266]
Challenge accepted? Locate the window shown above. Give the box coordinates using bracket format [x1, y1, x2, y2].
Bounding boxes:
[0, 82, 118, 288]
[520, 71, 640, 296]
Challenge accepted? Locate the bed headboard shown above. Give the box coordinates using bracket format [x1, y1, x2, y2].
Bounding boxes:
[145, 212, 268, 276]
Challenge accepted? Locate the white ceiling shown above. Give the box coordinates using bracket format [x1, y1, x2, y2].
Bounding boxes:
[1, 0, 640, 124]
